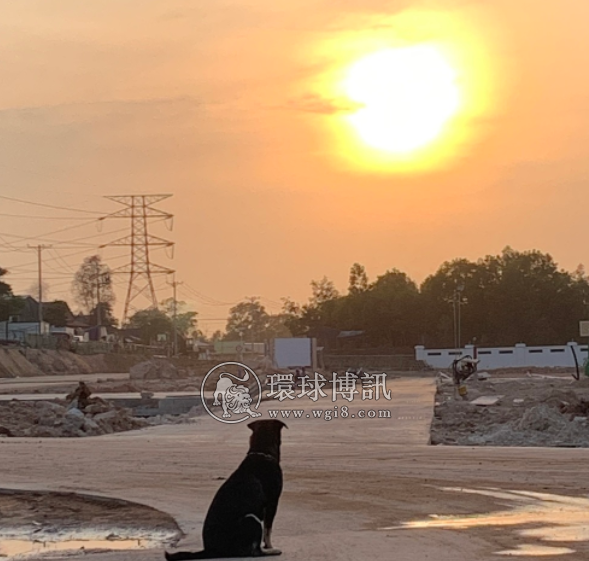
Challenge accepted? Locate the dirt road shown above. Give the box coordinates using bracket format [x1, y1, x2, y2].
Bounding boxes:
[1, 377, 589, 560]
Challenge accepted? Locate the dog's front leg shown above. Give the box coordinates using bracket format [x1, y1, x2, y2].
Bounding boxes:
[262, 504, 281, 555]
[263, 525, 275, 550]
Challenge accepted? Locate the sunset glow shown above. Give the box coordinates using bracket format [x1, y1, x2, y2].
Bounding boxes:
[308, 9, 500, 174]
[343, 46, 460, 154]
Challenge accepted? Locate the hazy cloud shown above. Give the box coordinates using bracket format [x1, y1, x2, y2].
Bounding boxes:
[282, 94, 361, 115]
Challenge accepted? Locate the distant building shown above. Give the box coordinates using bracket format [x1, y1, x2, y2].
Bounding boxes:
[6, 296, 110, 341]
[0, 320, 50, 341]
[12, 296, 76, 326]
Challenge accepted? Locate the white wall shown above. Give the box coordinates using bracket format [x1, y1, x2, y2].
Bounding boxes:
[0, 321, 50, 340]
[50, 326, 75, 336]
[415, 342, 588, 370]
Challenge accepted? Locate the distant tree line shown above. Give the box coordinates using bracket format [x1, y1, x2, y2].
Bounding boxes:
[276, 247, 589, 349]
[4, 246, 589, 350]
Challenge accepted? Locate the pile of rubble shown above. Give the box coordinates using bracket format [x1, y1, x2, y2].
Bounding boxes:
[0, 381, 199, 438]
[431, 374, 589, 447]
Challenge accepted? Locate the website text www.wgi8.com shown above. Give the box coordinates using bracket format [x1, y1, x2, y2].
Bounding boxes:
[267, 406, 392, 421]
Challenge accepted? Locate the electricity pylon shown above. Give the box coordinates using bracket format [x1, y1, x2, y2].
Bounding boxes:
[100, 195, 174, 323]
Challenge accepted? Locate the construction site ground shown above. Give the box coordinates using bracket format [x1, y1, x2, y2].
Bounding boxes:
[0, 371, 589, 559]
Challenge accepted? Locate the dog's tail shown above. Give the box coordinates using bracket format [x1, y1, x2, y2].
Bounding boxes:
[165, 550, 214, 560]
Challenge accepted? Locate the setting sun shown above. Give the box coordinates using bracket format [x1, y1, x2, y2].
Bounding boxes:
[343, 45, 461, 154]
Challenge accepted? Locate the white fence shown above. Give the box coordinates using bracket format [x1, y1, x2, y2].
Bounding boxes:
[415, 342, 588, 371]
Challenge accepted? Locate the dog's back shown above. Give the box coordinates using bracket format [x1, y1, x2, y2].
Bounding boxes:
[201, 453, 283, 556]
[165, 420, 286, 560]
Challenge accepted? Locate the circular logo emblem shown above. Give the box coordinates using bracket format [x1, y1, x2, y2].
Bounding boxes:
[200, 361, 262, 424]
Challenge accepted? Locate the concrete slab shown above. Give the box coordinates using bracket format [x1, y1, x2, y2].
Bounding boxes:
[470, 395, 504, 406]
[0, 373, 130, 385]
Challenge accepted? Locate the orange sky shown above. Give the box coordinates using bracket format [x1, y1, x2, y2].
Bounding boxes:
[0, 0, 588, 333]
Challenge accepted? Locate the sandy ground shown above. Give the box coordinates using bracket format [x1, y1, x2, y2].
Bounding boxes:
[2, 377, 589, 560]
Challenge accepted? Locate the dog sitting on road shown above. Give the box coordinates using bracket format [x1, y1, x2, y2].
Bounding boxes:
[165, 419, 287, 560]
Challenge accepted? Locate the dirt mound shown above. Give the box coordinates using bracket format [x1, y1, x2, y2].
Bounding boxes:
[25, 349, 97, 375]
[431, 376, 589, 447]
[0, 349, 156, 378]
[0, 348, 43, 377]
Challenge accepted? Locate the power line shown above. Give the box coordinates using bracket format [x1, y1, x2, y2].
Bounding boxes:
[0, 222, 99, 247]
[8, 248, 129, 272]
[0, 225, 135, 255]
[0, 194, 102, 215]
[0, 212, 92, 220]
[4, 218, 101, 245]
[5, 247, 95, 270]
[259, 296, 284, 308]
[181, 282, 238, 306]
[49, 248, 76, 274]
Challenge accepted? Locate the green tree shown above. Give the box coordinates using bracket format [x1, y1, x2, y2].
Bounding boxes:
[43, 300, 71, 327]
[420, 247, 589, 347]
[0, 267, 11, 298]
[88, 302, 117, 327]
[310, 276, 339, 305]
[282, 268, 421, 348]
[225, 298, 273, 342]
[209, 330, 223, 343]
[0, 267, 24, 323]
[265, 314, 292, 339]
[161, 298, 198, 337]
[420, 257, 491, 347]
[281, 297, 307, 336]
[486, 247, 583, 345]
[348, 263, 368, 294]
[127, 308, 172, 345]
[72, 255, 115, 313]
[281, 277, 342, 336]
[359, 269, 422, 347]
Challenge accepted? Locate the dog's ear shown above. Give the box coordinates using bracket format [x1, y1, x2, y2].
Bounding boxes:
[247, 420, 263, 432]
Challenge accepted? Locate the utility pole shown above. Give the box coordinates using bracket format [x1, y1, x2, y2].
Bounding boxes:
[28, 244, 51, 336]
[96, 273, 101, 328]
[91, 270, 110, 329]
[453, 284, 465, 353]
[167, 273, 182, 356]
[452, 293, 458, 351]
[99, 195, 174, 323]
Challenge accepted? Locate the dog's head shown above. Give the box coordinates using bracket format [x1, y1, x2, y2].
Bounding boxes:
[247, 419, 288, 462]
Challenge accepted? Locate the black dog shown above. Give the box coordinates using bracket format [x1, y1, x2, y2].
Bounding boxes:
[165, 419, 287, 560]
